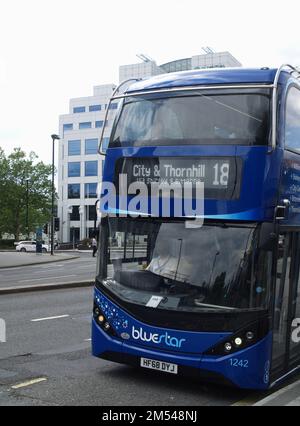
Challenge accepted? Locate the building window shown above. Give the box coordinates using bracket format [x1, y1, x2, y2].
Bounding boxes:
[85, 161, 98, 176]
[70, 226, 80, 242]
[70, 206, 80, 221]
[95, 120, 103, 128]
[68, 140, 81, 156]
[102, 137, 110, 153]
[285, 87, 300, 152]
[89, 104, 101, 112]
[109, 103, 118, 110]
[85, 138, 98, 155]
[85, 183, 97, 198]
[79, 122, 92, 129]
[68, 162, 81, 177]
[73, 106, 85, 113]
[68, 184, 80, 199]
[63, 123, 73, 136]
[88, 227, 96, 238]
[86, 205, 97, 221]
[63, 123, 73, 131]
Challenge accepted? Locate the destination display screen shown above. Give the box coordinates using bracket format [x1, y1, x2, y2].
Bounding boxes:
[115, 157, 242, 200]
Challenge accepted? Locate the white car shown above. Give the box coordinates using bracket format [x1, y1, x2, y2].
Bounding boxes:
[15, 241, 49, 253]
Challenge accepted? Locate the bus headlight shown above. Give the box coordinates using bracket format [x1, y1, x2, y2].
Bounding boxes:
[234, 337, 243, 346]
[204, 317, 269, 356]
[224, 342, 232, 352]
[93, 301, 117, 337]
[246, 331, 254, 341]
[104, 322, 110, 331]
[98, 315, 105, 324]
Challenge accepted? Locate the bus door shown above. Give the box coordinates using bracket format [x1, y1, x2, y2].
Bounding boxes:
[288, 234, 300, 367]
[271, 232, 300, 375]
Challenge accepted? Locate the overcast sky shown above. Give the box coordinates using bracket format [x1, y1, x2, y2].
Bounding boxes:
[1, 0, 300, 164]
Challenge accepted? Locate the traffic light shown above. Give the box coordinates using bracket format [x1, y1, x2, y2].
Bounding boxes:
[43, 223, 48, 234]
[54, 217, 60, 231]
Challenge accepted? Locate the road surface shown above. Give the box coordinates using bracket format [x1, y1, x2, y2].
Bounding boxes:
[0, 287, 251, 406]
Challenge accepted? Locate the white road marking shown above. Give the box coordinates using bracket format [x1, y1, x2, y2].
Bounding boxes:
[84, 338, 91, 341]
[31, 314, 70, 322]
[75, 265, 97, 269]
[40, 264, 64, 268]
[11, 377, 47, 389]
[19, 275, 77, 282]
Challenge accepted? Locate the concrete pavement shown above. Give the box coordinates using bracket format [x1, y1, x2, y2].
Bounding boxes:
[253, 378, 300, 406]
[0, 252, 95, 294]
[0, 252, 79, 269]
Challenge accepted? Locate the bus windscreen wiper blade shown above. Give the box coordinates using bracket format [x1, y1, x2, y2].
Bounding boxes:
[193, 300, 237, 310]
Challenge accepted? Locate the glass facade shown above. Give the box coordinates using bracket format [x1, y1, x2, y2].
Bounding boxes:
[70, 226, 80, 242]
[68, 162, 81, 177]
[89, 104, 101, 112]
[63, 123, 73, 135]
[85, 138, 98, 155]
[70, 206, 80, 221]
[79, 122, 92, 129]
[95, 120, 104, 128]
[68, 140, 81, 156]
[73, 106, 85, 113]
[160, 58, 192, 73]
[85, 161, 98, 176]
[85, 182, 97, 198]
[88, 227, 96, 238]
[86, 205, 97, 221]
[68, 183, 80, 199]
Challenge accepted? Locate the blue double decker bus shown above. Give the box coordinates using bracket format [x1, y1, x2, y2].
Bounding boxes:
[92, 65, 300, 389]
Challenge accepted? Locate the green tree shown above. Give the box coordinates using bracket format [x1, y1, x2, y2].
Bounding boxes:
[0, 147, 54, 240]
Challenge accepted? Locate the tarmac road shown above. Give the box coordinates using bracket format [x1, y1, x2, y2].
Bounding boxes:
[0, 287, 250, 406]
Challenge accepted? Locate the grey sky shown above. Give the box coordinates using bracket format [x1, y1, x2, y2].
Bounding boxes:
[0, 0, 299, 164]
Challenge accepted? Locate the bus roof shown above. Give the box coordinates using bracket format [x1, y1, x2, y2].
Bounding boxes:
[126, 67, 286, 93]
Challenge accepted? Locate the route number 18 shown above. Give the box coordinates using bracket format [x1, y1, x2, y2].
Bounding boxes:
[213, 163, 230, 186]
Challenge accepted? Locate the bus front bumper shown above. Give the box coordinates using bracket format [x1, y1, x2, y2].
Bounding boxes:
[92, 318, 272, 390]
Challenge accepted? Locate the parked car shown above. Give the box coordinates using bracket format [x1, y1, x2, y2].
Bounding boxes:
[15, 241, 49, 253]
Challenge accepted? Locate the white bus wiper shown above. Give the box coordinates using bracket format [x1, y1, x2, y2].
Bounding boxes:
[194, 300, 237, 310]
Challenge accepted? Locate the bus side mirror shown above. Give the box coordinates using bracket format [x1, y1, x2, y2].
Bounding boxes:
[259, 223, 276, 250]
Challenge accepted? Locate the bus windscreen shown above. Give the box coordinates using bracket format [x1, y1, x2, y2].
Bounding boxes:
[110, 89, 271, 147]
[99, 218, 272, 312]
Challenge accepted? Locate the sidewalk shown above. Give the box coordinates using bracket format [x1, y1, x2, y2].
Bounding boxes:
[0, 252, 79, 269]
[254, 377, 300, 406]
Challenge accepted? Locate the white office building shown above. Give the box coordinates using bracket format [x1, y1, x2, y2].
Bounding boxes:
[119, 51, 241, 82]
[58, 84, 117, 243]
[58, 51, 241, 242]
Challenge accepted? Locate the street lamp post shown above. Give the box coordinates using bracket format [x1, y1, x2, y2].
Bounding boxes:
[51, 134, 60, 255]
[25, 178, 30, 239]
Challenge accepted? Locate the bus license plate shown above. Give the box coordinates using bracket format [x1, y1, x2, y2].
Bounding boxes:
[140, 358, 178, 374]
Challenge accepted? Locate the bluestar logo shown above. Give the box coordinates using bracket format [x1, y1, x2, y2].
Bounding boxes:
[132, 326, 186, 348]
